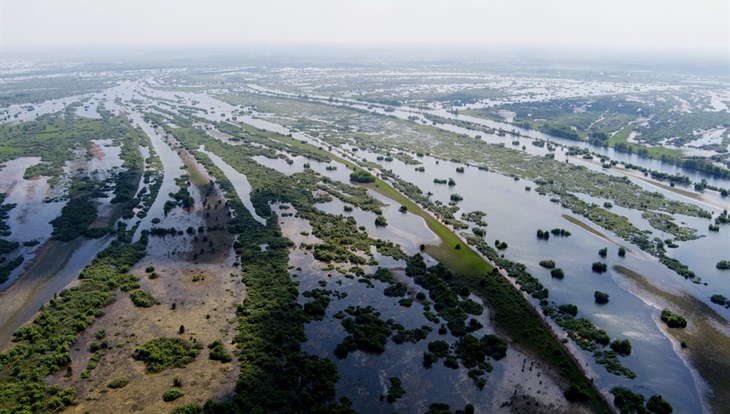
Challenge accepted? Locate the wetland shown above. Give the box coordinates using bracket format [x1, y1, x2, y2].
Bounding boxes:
[0, 54, 727, 414]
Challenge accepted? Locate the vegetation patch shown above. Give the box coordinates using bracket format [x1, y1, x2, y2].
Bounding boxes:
[107, 376, 130, 389]
[386, 377, 406, 403]
[660, 309, 687, 328]
[130, 289, 158, 307]
[163, 387, 185, 402]
[132, 337, 199, 373]
[208, 339, 232, 363]
[334, 306, 391, 358]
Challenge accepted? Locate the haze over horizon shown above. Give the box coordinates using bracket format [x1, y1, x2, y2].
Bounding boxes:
[2, 0, 729, 59]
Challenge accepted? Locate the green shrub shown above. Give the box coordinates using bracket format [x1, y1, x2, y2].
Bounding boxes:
[539, 259, 556, 269]
[646, 395, 673, 413]
[594, 291, 610, 304]
[610, 387, 646, 413]
[107, 377, 129, 389]
[208, 339, 232, 363]
[386, 377, 406, 403]
[130, 289, 157, 307]
[171, 404, 202, 414]
[132, 338, 199, 373]
[564, 383, 590, 402]
[610, 339, 632, 356]
[660, 309, 687, 328]
[551, 268, 565, 279]
[592, 262, 608, 273]
[349, 169, 375, 183]
[163, 387, 185, 402]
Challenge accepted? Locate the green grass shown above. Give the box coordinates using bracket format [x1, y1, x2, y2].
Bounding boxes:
[608, 126, 684, 160]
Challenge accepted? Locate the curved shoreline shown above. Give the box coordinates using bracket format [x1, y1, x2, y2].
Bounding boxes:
[0, 237, 104, 350]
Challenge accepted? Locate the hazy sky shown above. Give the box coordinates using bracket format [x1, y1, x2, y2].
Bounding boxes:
[2, 0, 728, 54]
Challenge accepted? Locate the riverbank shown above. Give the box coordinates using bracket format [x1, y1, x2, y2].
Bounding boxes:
[0, 236, 111, 350]
[614, 265, 730, 414]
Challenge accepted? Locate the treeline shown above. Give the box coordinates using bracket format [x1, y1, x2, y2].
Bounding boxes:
[537, 123, 581, 141]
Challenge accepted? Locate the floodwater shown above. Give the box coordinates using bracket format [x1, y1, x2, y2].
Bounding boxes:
[0, 236, 113, 349]
[0, 75, 724, 412]
[198, 145, 267, 225]
[150, 87, 722, 411]
[277, 204, 526, 413]
[0, 157, 65, 284]
[129, 111, 187, 238]
[351, 146, 714, 413]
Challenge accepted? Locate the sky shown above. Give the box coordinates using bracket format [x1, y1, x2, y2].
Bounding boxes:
[1, 0, 728, 56]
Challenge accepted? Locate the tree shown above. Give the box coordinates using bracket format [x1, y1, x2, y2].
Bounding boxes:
[660, 309, 687, 328]
[349, 169, 375, 183]
[646, 395, 673, 413]
[592, 262, 608, 273]
[610, 339, 632, 356]
[551, 268, 565, 279]
[595, 291, 610, 304]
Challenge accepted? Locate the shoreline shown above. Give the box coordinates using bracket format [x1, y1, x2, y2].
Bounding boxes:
[614, 265, 729, 414]
[0, 237, 87, 349]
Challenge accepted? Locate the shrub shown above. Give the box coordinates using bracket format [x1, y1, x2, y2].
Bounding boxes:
[610, 387, 646, 413]
[558, 304, 578, 317]
[107, 377, 129, 389]
[610, 339, 632, 356]
[564, 383, 590, 402]
[539, 260, 556, 269]
[716, 260, 730, 270]
[171, 404, 202, 414]
[208, 339, 232, 363]
[132, 337, 199, 373]
[349, 169, 375, 183]
[592, 262, 608, 273]
[646, 395, 673, 413]
[130, 289, 157, 307]
[374, 215, 388, 227]
[386, 377, 406, 403]
[595, 291, 610, 304]
[163, 387, 185, 402]
[618, 247, 626, 257]
[551, 268, 565, 279]
[660, 309, 687, 328]
[710, 294, 729, 308]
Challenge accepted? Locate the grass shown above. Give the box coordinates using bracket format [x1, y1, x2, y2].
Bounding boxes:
[614, 265, 730, 413]
[608, 126, 684, 160]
